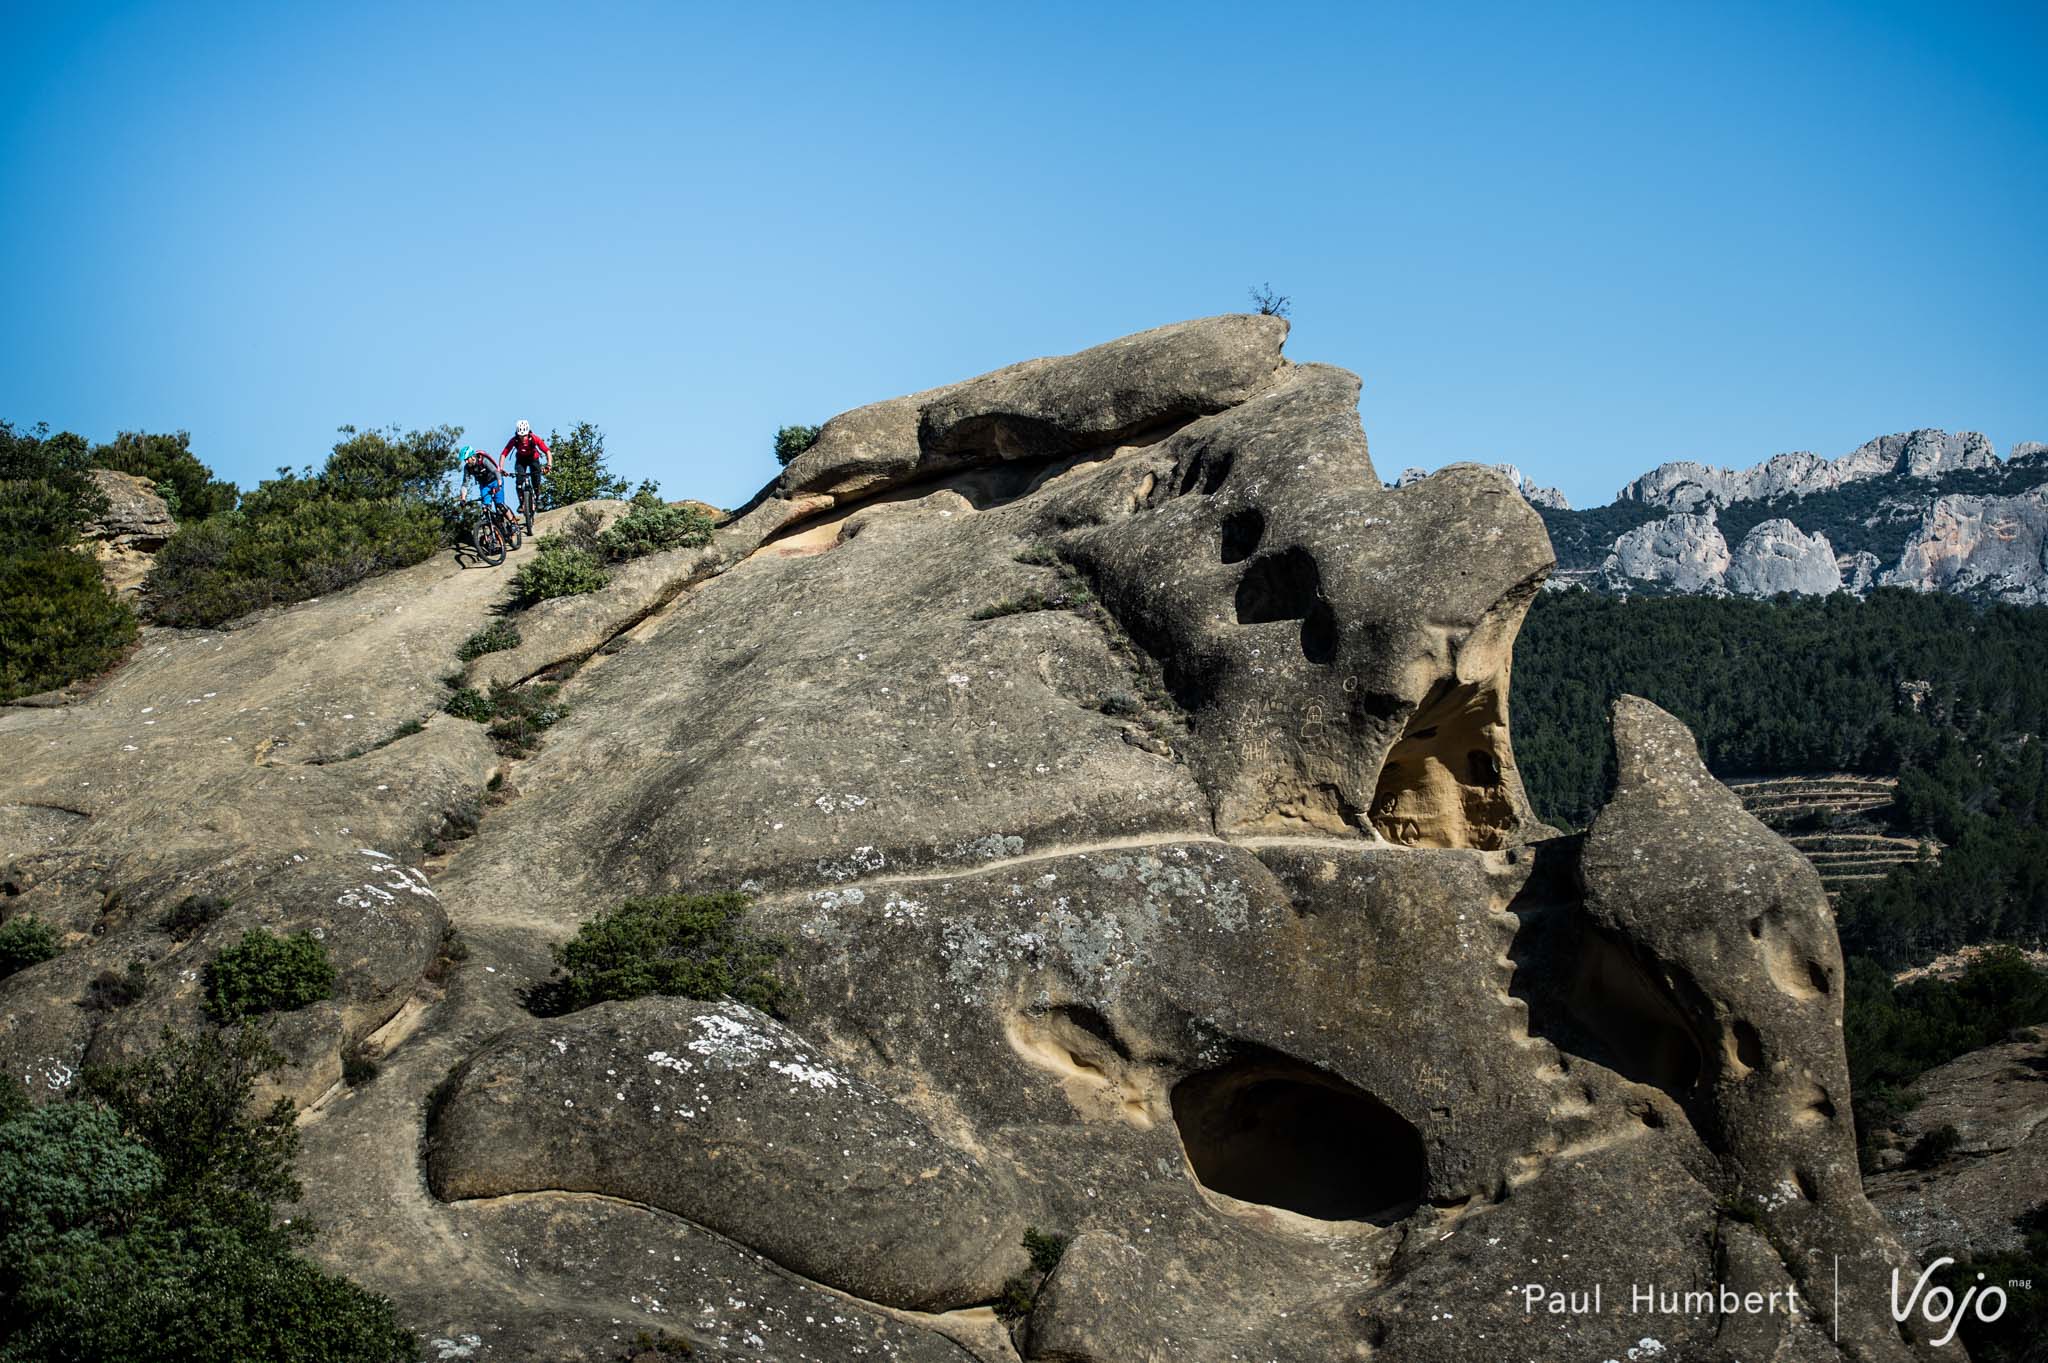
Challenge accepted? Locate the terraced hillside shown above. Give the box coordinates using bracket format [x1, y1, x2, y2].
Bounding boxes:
[1727, 774, 1938, 900]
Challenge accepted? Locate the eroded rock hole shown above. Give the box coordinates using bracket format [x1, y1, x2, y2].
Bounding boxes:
[1369, 678, 1519, 849]
[1174, 449, 1234, 497]
[1301, 601, 1339, 665]
[1731, 1019, 1764, 1072]
[1234, 547, 1322, 626]
[1219, 508, 1264, 564]
[1171, 1052, 1425, 1224]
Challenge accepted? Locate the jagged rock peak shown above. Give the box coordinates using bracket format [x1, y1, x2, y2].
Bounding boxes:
[1618, 428, 2005, 510]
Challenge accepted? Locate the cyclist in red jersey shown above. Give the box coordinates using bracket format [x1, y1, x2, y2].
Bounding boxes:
[501, 419, 551, 525]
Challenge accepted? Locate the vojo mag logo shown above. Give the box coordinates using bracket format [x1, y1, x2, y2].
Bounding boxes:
[1893, 1258, 2010, 1347]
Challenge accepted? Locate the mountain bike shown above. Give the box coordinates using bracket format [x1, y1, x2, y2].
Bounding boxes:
[516, 461, 545, 535]
[465, 500, 507, 567]
[464, 498, 521, 567]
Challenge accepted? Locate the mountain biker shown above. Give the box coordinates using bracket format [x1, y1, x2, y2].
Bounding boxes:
[457, 445, 516, 537]
[500, 420, 551, 523]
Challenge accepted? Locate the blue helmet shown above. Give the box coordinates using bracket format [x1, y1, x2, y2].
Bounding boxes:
[457, 445, 476, 462]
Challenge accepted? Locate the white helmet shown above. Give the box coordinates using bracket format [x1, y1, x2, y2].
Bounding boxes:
[515, 419, 531, 437]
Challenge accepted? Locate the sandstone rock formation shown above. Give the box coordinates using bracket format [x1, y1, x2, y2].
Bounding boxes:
[1726, 519, 1844, 597]
[0, 319, 1938, 1361]
[1879, 489, 2048, 605]
[1865, 1026, 2048, 1262]
[82, 467, 175, 596]
[1602, 510, 1731, 592]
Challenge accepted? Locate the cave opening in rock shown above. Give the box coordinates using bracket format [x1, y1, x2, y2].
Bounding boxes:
[1369, 677, 1519, 849]
[1170, 1051, 1426, 1224]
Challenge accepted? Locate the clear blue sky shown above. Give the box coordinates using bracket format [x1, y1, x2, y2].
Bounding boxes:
[3, 0, 2043, 511]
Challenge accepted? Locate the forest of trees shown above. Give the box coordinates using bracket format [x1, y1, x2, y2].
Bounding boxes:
[1512, 587, 2048, 966]
[1513, 586, 2048, 1180]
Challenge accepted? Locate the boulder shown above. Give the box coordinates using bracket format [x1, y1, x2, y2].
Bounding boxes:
[1726, 519, 1843, 597]
[778, 314, 1289, 501]
[427, 999, 1026, 1311]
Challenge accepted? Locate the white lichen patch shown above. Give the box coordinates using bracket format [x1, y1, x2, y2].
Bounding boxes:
[767, 1059, 846, 1091]
[816, 845, 885, 882]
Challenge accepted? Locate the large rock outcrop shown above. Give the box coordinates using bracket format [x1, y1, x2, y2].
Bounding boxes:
[0, 318, 1937, 1361]
[1880, 489, 2048, 605]
[1726, 519, 1844, 597]
[81, 467, 175, 596]
[1602, 510, 1732, 592]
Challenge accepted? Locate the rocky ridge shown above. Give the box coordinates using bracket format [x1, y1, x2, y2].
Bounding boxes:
[1, 318, 1946, 1361]
[1397, 426, 2048, 602]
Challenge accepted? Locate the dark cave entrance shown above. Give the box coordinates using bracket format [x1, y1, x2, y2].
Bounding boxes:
[1170, 1052, 1427, 1224]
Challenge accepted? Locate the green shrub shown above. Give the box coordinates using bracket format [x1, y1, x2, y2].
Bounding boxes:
[773, 424, 821, 467]
[597, 492, 714, 561]
[82, 963, 149, 1011]
[142, 424, 458, 629]
[993, 1226, 1070, 1321]
[146, 490, 444, 628]
[158, 894, 230, 941]
[0, 1078, 27, 1125]
[457, 619, 522, 660]
[508, 536, 610, 606]
[485, 683, 567, 756]
[1906, 1123, 1962, 1169]
[443, 686, 495, 721]
[549, 892, 788, 1016]
[204, 930, 335, 1020]
[0, 476, 92, 549]
[0, 1027, 421, 1363]
[0, 915, 59, 980]
[423, 926, 470, 985]
[1023, 1226, 1070, 1275]
[0, 421, 104, 534]
[0, 547, 138, 702]
[540, 421, 631, 510]
[91, 431, 237, 521]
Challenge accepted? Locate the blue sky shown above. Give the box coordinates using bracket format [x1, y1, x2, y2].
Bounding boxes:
[3, 0, 2043, 511]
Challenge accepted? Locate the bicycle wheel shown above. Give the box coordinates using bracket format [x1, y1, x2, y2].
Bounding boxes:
[475, 514, 505, 567]
[520, 476, 536, 533]
[504, 513, 523, 551]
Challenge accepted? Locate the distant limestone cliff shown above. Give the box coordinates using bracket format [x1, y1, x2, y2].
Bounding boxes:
[1399, 429, 2048, 603]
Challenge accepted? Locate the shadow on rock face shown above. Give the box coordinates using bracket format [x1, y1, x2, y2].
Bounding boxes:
[1171, 1047, 1427, 1225]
